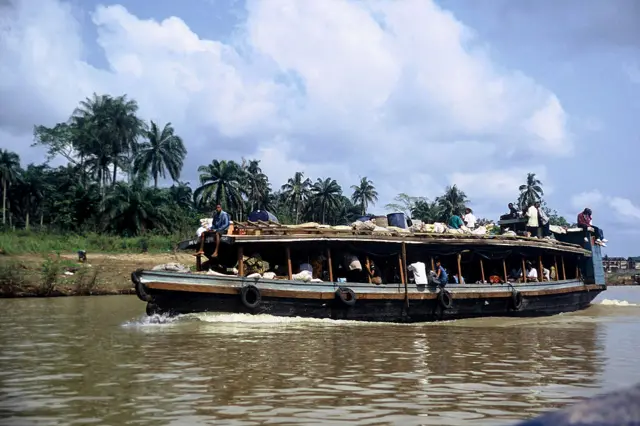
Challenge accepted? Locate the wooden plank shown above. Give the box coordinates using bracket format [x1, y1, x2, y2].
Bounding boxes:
[398, 254, 405, 285]
[522, 258, 527, 283]
[503, 259, 508, 284]
[562, 257, 567, 280]
[554, 256, 559, 282]
[238, 246, 244, 277]
[402, 241, 409, 307]
[457, 253, 462, 284]
[365, 256, 372, 284]
[286, 246, 292, 280]
[144, 280, 604, 300]
[480, 258, 485, 283]
[327, 248, 334, 282]
[539, 255, 544, 282]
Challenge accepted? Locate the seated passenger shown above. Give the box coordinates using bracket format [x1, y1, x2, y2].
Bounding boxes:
[463, 208, 477, 229]
[209, 204, 230, 257]
[522, 261, 538, 282]
[577, 208, 607, 247]
[431, 259, 448, 288]
[408, 261, 428, 285]
[448, 213, 465, 230]
[365, 258, 382, 285]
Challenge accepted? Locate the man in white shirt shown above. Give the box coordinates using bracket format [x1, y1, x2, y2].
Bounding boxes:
[408, 261, 428, 285]
[526, 203, 539, 238]
[525, 262, 538, 282]
[463, 208, 476, 229]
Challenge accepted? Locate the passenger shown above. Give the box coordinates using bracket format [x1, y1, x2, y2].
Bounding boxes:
[577, 208, 607, 247]
[525, 203, 540, 238]
[209, 204, 230, 257]
[543, 267, 551, 281]
[463, 208, 477, 229]
[509, 203, 519, 218]
[365, 257, 382, 285]
[536, 202, 550, 238]
[448, 213, 465, 230]
[408, 261, 428, 285]
[523, 261, 538, 282]
[432, 259, 448, 288]
[550, 265, 557, 280]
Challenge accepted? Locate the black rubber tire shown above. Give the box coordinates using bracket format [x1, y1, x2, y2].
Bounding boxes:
[146, 302, 160, 316]
[240, 284, 262, 309]
[132, 269, 152, 302]
[438, 290, 453, 310]
[511, 290, 523, 311]
[335, 287, 357, 307]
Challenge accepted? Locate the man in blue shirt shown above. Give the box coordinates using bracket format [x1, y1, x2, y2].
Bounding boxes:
[210, 204, 230, 257]
[434, 258, 448, 288]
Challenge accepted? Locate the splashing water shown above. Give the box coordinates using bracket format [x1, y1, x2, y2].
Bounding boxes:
[599, 299, 639, 307]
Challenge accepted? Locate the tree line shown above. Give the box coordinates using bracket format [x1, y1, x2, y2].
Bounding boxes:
[0, 92, 568, 237]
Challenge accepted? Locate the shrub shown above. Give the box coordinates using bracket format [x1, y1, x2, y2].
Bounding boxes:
[39, 255, 61, 295]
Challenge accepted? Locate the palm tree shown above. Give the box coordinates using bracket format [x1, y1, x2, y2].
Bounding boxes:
[240, 158, 271, 212]
[0, 149, 21, 225]
[518, 173, 544, 209]
[169, 181, 194, 211]
[311, 177, 343, 224]
[72, 93, 144, 187]
[281, 172, 312, 224]
[194, 160, 244, 218]
[17, 164, 48, 230]
[411, 199, 442, 224]
[436, 185, 468, 221]
[134, 121, 186, 187]
[101, 181, 172, 235]
[351, 177, 378, 215]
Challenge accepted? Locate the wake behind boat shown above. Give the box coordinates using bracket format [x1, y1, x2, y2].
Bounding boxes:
[132, 214, 606, 323]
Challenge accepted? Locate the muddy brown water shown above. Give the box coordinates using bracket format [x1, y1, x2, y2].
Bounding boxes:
[1, 288, 640, 425]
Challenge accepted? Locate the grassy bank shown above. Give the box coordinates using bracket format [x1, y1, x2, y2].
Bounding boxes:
[0, 230, 182, 255]
[0, 252, 195, 298]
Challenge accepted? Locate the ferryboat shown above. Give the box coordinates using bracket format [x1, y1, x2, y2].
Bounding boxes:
[131, 216, 606, 322]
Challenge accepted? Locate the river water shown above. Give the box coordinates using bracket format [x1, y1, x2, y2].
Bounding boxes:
[1, 288, 640, 426]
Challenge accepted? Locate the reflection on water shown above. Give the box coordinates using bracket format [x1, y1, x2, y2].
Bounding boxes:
[1, 288, 640, 425]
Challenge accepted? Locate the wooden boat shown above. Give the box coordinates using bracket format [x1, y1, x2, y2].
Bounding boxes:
[132, 221, 607, 322]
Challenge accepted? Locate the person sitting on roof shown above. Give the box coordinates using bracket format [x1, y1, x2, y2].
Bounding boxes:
[448, 213, 466, 230]
[509, 203, 519, 218]
[463, 207, 476, 229]
[209, 204, 230, 257]
[577, 208, 607, 247]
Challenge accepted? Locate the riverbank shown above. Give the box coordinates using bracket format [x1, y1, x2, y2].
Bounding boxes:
[0, 252, 195, 298]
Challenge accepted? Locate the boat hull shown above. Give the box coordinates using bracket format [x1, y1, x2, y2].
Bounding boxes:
[132, 270, 606, 323]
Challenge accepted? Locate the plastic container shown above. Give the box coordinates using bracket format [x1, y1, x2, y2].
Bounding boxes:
[248, 210, 279, 223]
[387, 212, 407, 229]
[373, 215, 389, 227]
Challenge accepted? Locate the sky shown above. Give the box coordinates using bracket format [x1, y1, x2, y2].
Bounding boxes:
[0, 0, 639, 256]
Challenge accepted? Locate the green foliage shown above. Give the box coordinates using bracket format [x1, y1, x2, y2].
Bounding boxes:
[0, 260, 28, 295]
[74, 266, 99, 295]
[40, 254, 61, 295]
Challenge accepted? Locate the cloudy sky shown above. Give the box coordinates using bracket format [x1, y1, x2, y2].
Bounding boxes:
[1, 0, 639, 255]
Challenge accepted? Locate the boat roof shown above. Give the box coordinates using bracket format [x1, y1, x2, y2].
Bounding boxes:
[179, 221, 590, 255]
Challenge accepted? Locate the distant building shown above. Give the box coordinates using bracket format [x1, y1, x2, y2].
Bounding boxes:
[602, 256, 640, 271]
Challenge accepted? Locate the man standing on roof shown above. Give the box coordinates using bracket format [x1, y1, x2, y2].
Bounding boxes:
[525, 202, 539, 238]
[577, 208, 607, 247]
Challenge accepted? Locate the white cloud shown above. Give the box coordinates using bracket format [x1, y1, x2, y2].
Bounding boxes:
[0, 0, 572, 208]
[609, 197, 640, 222]
[571, 190, 605, 211]
[449, 167, 548, 204]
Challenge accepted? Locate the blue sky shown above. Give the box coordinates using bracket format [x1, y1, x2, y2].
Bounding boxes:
[1, 0, 639, 255]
